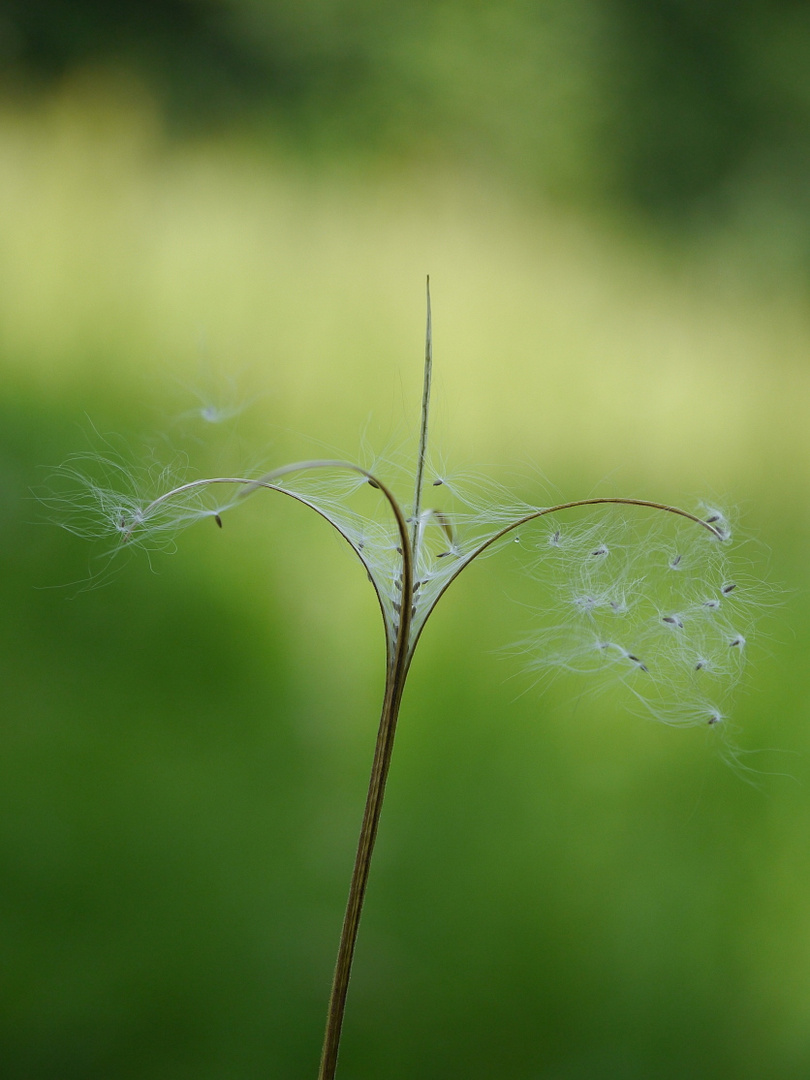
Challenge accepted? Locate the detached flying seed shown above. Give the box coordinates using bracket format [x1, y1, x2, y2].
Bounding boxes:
[431, 510, 455, 544]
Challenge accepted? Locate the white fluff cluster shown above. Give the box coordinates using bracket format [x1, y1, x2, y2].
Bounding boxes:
[510, 504, 756, 728]
[42, 444, 240, 573]
[46, 430, 759, 735]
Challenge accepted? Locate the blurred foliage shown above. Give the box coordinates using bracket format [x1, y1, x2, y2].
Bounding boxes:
[2, 4, 810, 1078]
[3, 0, 810, 248]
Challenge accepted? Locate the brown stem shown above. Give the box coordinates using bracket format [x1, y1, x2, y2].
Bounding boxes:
[317, 464, 414, 1079]
[317, 645, 410, 1079]
[318, 289, 430, 1078]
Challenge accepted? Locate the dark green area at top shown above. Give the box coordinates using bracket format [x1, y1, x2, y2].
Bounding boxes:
[4, 0, 810, 236]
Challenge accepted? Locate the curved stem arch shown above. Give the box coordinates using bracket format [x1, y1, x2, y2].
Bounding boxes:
[133, 459, 413, 669]
[242, 460, 415, 669]
[407, 497, 724, 663]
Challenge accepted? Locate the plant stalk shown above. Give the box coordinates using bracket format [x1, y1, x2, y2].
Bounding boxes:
[317, 644, 410, 1080]
[318, 282, 432, 1078]
[411, 275, 433, 558]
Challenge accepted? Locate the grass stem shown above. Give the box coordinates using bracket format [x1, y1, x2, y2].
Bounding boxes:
[411, 275, 433, 559]
[316, 660, 408, 1080]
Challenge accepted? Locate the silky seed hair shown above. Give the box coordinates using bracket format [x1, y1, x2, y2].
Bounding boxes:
[506, 501, 756, 729]
[44, 286, 761, 733]
[47, 440, 755, 726]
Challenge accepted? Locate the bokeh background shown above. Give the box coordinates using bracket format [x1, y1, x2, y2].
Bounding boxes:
[2, 3, 810, 1078]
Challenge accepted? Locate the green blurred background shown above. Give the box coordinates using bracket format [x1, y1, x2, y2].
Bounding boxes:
[2, 3, 810, 1077]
